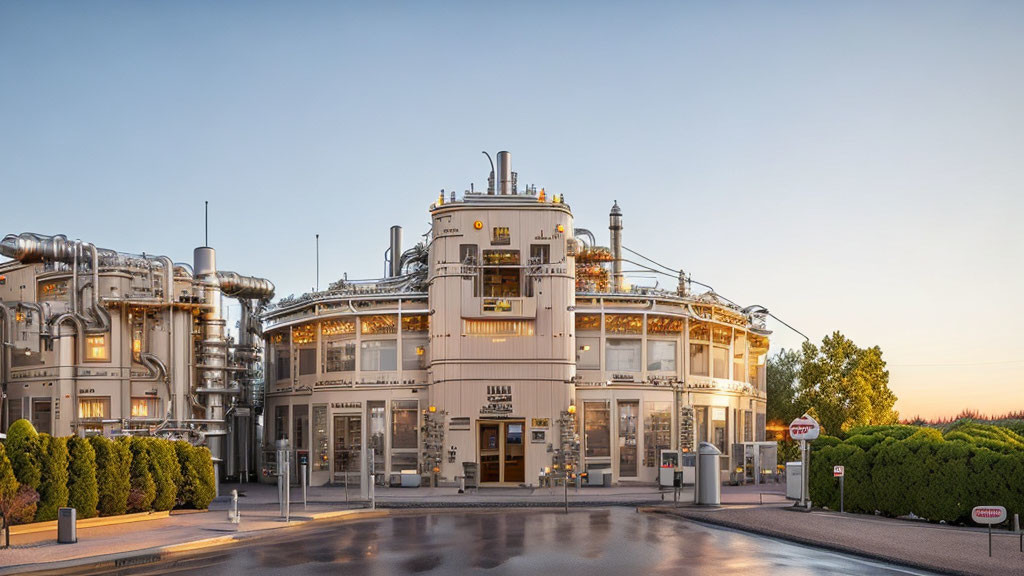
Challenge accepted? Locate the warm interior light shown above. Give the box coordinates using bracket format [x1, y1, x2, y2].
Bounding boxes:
[429, 405, 437, 413]
[580, 345, 590, 351]
[556, 224, 565, 233]
[474, 220, 483, 230]
[568, 404, 577, 415]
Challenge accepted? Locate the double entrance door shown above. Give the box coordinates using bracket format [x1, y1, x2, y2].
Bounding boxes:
[333, 414, 361, 485]
[479, 420, 525, 484]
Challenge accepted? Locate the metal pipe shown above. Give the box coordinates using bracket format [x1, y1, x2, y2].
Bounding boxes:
[609, 201, 624, 292]
[389, 226, 403, 278]
[50, 312, 85, 432]
[573, 228, 596, 249]
[0, 305, 11, 431]
[216, 271, 275, 301]
[496, 151, 511, 195]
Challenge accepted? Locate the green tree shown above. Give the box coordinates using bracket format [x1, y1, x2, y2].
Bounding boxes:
[766, 348, 801, 425]
[0, 441, 20, 547]
[795, 331, 899, 435]
[6, 419, 41, 490]
[35, 435, 69, 522]
[125, 438, 156, 512]
[174, 442, 215, 509]
[66, 436, 99, 519]
[89, 436, 131, 516]
[147, 439, 182, 512]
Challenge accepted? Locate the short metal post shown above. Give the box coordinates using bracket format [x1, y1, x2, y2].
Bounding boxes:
[989, 523, 992, 557]
[229, 489, 240, 524]
[1016, 513, 1022, 552]
[564, 471, 569, 514]
[301, 463, 307, 510]
[800, 439, 809, 508]
[840, 476, 844, 513]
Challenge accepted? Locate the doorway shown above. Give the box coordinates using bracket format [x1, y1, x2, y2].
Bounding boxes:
[333, 414, 361, 485]
[478, 420, 525, 484]
[618, 401, 638, 478]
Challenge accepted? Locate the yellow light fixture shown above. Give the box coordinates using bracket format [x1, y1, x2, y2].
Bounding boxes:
[567, 404, 576, 415]
[580, 345, 590, 351]
[556, 224, 565, 233]
[473, 220, 483, 230]
[428, 405, 437, 413]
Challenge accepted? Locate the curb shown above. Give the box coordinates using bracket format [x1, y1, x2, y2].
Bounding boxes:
[643, 506, 974, 576]
[10, 510, 171, 536]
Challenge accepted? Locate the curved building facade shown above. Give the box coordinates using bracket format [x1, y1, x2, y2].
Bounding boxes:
[262, 151, 771, 488]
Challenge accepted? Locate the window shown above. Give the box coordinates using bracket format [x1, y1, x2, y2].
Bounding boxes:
[293, 323, 317, 345]
[459, 244, 478, 265]
[713, 346, 729, 379]
[733, 331, 746, 383]
[491, 226, 510, 245]
[647, 315, 683, 334]
[130, 397, 158, 418]
[313, 405, 329, 471]
[402, 337, 428, 370]
[275, 350, 290, 381]
[644, 402, 672, 468]
[361, 340, 397, 371]
[275, 405, 288, 441]
[325, 340, 355, 372]
[85, 334, 109, 362]
[744, 410, 753, 442]
[299, 348, 317, 376]
[463, 319, 534, 336]
[711, 406, 728, 457]
[322, 319, 355, 337]
[576, 337, 600, 369]
[78, 397, 110, 419]
[529, 244, 550, 264]
[401, 315, 429, 333]
[293, 404, 309, 450]
[482, 250, 521, 297]
[584, 401, 611, 457]
[606, 339, 641, 372]
[575, 314, 601, 331]
[368, 401, 386, 477]
[391, 400, 418, 472]
[647, 340, 676, 371]
[695, 406, 708, 445]
[756, 412, 766, 442]
[361, 315, 397, 335]
[605, 314, 642, 334]
[689, 344, 709, 376]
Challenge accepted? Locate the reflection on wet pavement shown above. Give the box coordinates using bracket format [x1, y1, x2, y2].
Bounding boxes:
[130, 508, 936, 576]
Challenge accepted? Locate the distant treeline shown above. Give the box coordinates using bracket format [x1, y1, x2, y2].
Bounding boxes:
[903, 410, 1024, 435]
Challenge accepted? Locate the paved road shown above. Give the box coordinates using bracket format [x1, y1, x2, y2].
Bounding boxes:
[62, 508, 936, 576]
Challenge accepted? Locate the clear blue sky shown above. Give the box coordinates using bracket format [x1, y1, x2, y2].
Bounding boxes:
[2, 1, 1022, 419]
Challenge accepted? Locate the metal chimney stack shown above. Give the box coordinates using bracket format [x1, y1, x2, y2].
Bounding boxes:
[610, 201, 624, 292]
[389, 225, 403, 277]
[496, 151, 512, 195]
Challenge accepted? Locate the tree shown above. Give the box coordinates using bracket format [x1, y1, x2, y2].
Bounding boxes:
[766, 348, 801, 425]
[795, 331, 899, 435]
[125, 438, 156, 513]
[146, 439, 182, 512]
[66, 436, 99, 519]
[89, 436, 131, 516]
[6, 419, 41, 490]
[35, 434, 69, 522]
[0, 442, 19, 548]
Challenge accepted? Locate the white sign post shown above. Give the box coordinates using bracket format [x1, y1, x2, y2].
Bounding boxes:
[789, 414, 820, 509]
[972, 506, 1007, 557]
[833, 466, 845, 513]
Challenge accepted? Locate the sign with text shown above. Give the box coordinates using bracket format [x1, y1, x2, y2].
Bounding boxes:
[789, 414, 820, 441]
[833, 465, 844, 477]
[971, 506, 1006, 525]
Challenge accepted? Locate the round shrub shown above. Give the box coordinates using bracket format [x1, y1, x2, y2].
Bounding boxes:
[6, 419, 41, 490]
[126, 438, 156, 513]
[66, 436, 99, 519]
[35, 435, 69, 522]
[89, 436, 131, 516]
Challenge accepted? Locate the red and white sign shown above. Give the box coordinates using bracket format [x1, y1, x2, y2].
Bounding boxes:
[789, 414, 820, 441]
[833, 465, 844, 477]
[972, 506, 1007, 525]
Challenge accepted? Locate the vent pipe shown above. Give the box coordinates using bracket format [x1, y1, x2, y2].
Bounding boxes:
[497, 151, 511, 195]
[389, 225, 403, 277]
[610, 201, 624, 292]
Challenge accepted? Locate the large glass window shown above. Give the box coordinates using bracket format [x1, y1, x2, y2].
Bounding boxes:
[85, 334, 109, 362]
[713, 346, 730, 379]
[322, 319, 355, 337]
[368, 401, 386, 478]
[402, 337, 428, 370]
[275, 405, 288, 441]
[482, 250, 521, 297]
[605, 314, 642, 334]
[744, 410, 753, 442]
[78, 397, 110, 419]
[643, 402, 672, 468]
[576, 337, 600, 369]
[401, 314, 429, 333]
[293, 404, 309, 450]
[584, 401, 611, 457]
[647, 315, 683, 334]
[689, 344, 709, 376]
[529, 244, 550, 264]
[711, 406, 728, 456]
[325, 340, 355, 372]
[647, 340, 676, 371]
[313, 405, 329, 471]
[275, 349, 290, 381]
[361, 340, 397, 371]
[607, 339, 641, 372]
[459, 244, 478, 265]
[733, 331, 746, 383]
[391, 400, 418, 473]
[463, 319, 534, 336]
[130, 397, 157, 418]
[695, 406, 708, 444]
[361, 315, 397, 335]
[575, 314, 601, 331]
[299, 348, 316, 376]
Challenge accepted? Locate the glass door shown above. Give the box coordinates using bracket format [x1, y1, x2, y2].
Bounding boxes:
[479, 423, 501, 483]
[618, 401, 639, 478]
[504, 422, 525, 483]
[333, 415, 361, 485]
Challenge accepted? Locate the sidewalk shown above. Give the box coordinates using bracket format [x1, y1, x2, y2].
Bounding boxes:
[651, 503, 1024, 576]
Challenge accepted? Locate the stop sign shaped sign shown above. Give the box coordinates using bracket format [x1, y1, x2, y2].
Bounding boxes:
[789, 414, 821, 441]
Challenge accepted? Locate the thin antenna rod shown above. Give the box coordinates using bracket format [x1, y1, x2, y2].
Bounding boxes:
[204, 201, 209, 247]
[316, 234, 320, 292]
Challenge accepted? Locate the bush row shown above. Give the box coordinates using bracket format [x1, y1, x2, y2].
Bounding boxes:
[809, 423, 1024, 524]
[1, 420, 216, 525]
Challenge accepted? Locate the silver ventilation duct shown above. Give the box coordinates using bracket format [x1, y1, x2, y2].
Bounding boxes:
[497, 151, 511, 195]
[217, 271, 275, 301]
[610, 201, 624, 293]
[389, 225, 403, 277]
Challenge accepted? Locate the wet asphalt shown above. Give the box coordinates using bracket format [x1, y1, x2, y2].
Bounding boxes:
[104, 508, 937, 575]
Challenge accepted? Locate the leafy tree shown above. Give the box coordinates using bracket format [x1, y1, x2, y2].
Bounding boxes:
[766, 348, 801, 425]
[146, 439, 182, 512]
[89, 436, 131, 516]
[125, 438, 156, 513]
[66, 436, 99, 519]
[0, 442, 19, 548]
[174, 442, 215, 509]
[6, 419, 41, 490]
[35, 434, 69, 521]
[795, 332, 899, 435]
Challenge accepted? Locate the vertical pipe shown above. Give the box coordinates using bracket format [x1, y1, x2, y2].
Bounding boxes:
[194, 246, 226, 471]
[315, 234, 320, 291]
[609, 201, 623, 292]
[389, 226, 403, 277]
[497, 151, 511, 195]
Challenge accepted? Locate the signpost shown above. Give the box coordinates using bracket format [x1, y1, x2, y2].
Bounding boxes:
[833, 465, 845, 513]
[972, 505, 1007, 557]
[789, 414, 820, 509]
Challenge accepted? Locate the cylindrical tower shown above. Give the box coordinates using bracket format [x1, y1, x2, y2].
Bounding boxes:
[609, 201, 624, 292]
[389, 225, 403, 277]
[194, 246, 227, 472]
[496, 151, 512, 195]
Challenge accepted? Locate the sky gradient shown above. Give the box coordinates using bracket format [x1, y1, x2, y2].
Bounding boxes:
[2, 2, 1021, 419]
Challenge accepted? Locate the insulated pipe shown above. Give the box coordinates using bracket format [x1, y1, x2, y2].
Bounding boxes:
[195, 247, 227, 469]
[216, 271, 275, 301]
[50, 312, 85, 432]
[0, 305, 11, 431]
[609, 201, 624, 293]
[389, 226, 403, 278]
[497, 151, 511, 195]
[573, 228, 596, 249]
[83, 243, 110, 333]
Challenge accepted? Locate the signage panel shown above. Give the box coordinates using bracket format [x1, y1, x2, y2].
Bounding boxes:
[972, 506, 1007, 525]
[789, 414, 820, 441]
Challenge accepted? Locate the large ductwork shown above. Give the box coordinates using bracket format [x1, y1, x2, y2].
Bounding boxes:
[496, 151, 512, 195]
[216, 271, 275, 301]
[609, 201, 624, 292]
[389, 226, 403, 277]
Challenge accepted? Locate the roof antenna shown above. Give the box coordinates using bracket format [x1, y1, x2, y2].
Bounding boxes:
[204, 201, 209, 247]
[316, 233, 320, 292]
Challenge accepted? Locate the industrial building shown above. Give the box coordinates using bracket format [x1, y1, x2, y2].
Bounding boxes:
[261, 151, 771, 489]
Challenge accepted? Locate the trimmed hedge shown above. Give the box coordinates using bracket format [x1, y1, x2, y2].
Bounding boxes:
[126, 438, 156, 513]
[66, 437, 99, 519]
[810, 423, 1024, 524]
[35, 435, 69, 522]
[89, 436, 132, 516]
[174, 442, 215, 510]
[146, 438, 182, 512]
[6, 420, 41, 490]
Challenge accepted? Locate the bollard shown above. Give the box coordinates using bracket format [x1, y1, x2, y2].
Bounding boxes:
[301, 463, 307, 510]
[563, 471, 569, 514]
[229, 489, 240, 525]
[839, 476, 845, 514]
[459, 475, 465, 494]
[1016, 514, 1021, 553]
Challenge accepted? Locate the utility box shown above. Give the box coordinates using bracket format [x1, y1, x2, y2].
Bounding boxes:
[785, 462, 802, 500]
[696, 442, 722, 505]
[57, 507, 77, 544]
[659, 450, 681, 488]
